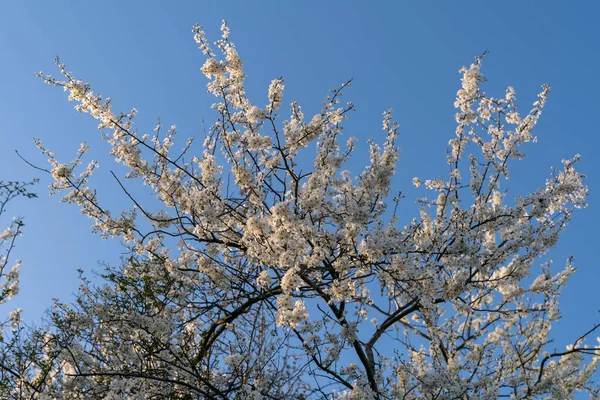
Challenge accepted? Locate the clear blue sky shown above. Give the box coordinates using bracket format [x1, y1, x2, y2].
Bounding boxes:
[0, 0, 598, 369]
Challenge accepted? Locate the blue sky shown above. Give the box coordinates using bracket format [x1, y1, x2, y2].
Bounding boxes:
[1, 0, 599, 373]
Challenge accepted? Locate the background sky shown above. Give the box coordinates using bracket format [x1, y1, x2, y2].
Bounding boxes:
[0, 0, 599, 380]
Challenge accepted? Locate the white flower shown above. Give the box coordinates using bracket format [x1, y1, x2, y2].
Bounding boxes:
[201, 58, 225, 79]
[220, 19, 230, 39]
[9, 308, 22, 330]
[256, 270, 271, 289]
[245, 106, 265, 124]
[0, 228, 12, 241]
[51, 164, 71, 180]
[281, 267, 303, 293]
[267, 78, 284, 112]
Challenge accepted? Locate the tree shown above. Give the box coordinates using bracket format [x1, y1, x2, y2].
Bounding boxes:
[0, 179, 37, 395]
[7, 22, 599, 398]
